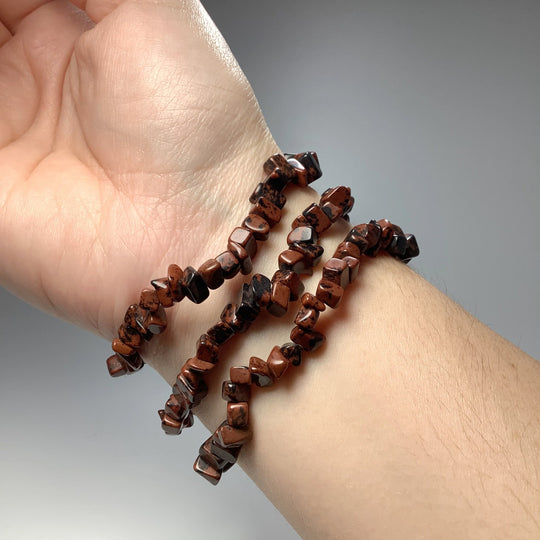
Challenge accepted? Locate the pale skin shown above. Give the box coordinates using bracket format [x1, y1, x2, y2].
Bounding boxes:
[0, 1, 538, 538]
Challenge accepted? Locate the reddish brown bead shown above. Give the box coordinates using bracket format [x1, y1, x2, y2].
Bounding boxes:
[334, 241, 362, 260]
[158, 409, 183, 435]
[377, 219, 395, 249]
[196, 334, 219, 363]
[291, 214, 311, 229]
[124, 353, 144, 372]
[251, 274, 272, 308]
[263, 153, 297, 190]
[193, 456, 221, 486]
[267, 345, 290, 380]
[271, 269, 304, 301]
[181, 266, 210, 304]
[118, 323, 142, 348]
[292, 151, 322, 185]
[302, 203, 332, 233]
[151, 277, 174, 308]
[175, 371, 208, 406]
[227, 402, 249, 429]
[287, 226, 318, 246]
[198, 259, 225, 290]
[278, 249, 306, 274]
[211, 437, 242, 465]
[249, 182, 287, 209]
[186, 357, 216, 374]
[215, 250, 240, 280]
[222, 304, 250, 334]
[106, 354, 128, 377]
[301, 292, 326, 312]
[289, 242, 324, 269]
[280, 342, 303, 367]
[267, 280, 290, 317]
[290, 326, 326, 351]
[320, 186, 352, 211]
[144, 305, 167, 334]
[342, 256, 360, 283]
[347, 222, 381, 256]
[249, 356, 273, 387]
[294, 306, 319, 330]
[167, 264, 185, 302]
[228, 242, 253, 275]
[112, 337, 135, 357]
[124, 304, 146, 333]
[228, 227, 258, 258]
[404, 234, 420, 261]
[243, 213, 270, 241]
[236, 282, 260, 322]
[199, 437, 226, 471]
[321, 201, 343, 222]
[216, 423, 252, 448]
[387, 233, 408, 258]
[207, 320, 235, 345]
[230, 366, 251, 385]
[222, 380, 251, 402]
[139, 288, 160, 312]
[165, 393, 189, 421]
[251, 196, 281, 227]
[322, 257, 350, 289]
[316, 279, 344, 309]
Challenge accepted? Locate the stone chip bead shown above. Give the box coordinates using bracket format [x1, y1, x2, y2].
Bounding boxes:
[334, 241, 362, 260]
[112, 337, 136, 357]
[195, 334, 219, 363]
[198, 259, 224, 290]
[230, 366, 252, 386]
[287, 226, 318, 246]
[139, 288, 160, 312]
[251, 273, 272, 308]
[227, 402, 249, 429]
[236, 282, 261, 322]
[278, 249, 307, 274]
[271, 269, 304, 301]
[249, 182, 286, 209]
[118, 323, 143, 348]
[186, 357, 216, 374]
[376, 219, 396, 249]
[288, 151, 322, 187]
[320, 186, 352, 213]
[387, 232, 408, 259]
[346, 222, 381, 256]
[322, 257, 350, 289]
[249, 356, 273, 387]
[301, 292, 326, 312]
[251, 196, 282, 227]
[289, 242, 324, 269]
[341, 255, 360, 283]
[181, 266, 210, 304]
[193, 456, 221, 486]
[242, 213, 270, 241]
[215, 423, 252, 448]
[158, 409, 183, 435]
[222, 380, 251, 403]
[211, 436, 242, 465]
[294, 306, 319, 330]
[403, 234, 420, 262]
[228, 241, 253, 275]
[290, 326, 326, 352]
[124, 352, 144, 372]
[228, 227, 258, 258]
[302, 203, 332, 234]
[167, 264, 185, 302]
[165, 393, 190, 421]
[215, 250, 240, 280]
[316, 279, 344, 309]
[150, 277, 174, 308]
[263, 153, 297, 191]
[106, 354, 128, 377]
[144, 305, 167, 334]
[266, 345, 290, 380]
[207, 320, 235, 345]
[267, 280, 290, 318]
[280, 342, 303, 367]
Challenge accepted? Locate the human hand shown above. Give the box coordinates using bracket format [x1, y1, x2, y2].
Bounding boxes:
[0, 0, 278, 338]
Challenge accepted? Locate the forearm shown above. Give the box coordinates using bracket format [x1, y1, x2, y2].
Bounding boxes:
[140, 171, 540, 539]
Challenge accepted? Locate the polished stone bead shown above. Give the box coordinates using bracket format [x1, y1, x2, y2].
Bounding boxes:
[139, 288, 160, 312]
[342, 255, 360, 282]
[197, 258, 224, 290]
[144, 305, 167, 334]
[243, 213, 270, 241]
[291, 151, 322, 186]
[165, 392, 189, 421]
[227, 402, 249, 429]
[263, 153, 297, 190]
[186, 357, 216, 374]
[228, 242, 252, 275]
[290, 326, 326, 351]
[294, 306, 319, 330]
[151, 277, 174, 308]
[183, 410, 194, 428]
[158, 409, 183, 435]
[124, 352, 144, 372]
[207, 320, 235, 345]
[316, 279, 344, 309]
[291, 214, 311, 229]
[289, 242, 324, 269]
[112, 337, 135, 357]
[211, 435, 242, 464]
[199, 437, 226, 471]
[216, 423, 252, 448]
[280, 342, 303, 367]
[334, 241, 362, 260]
[267, 345, 290, 380]
[251, 196, 281, 227]
[287, 226, 318, 246]
[236, 282, 260, 322]
[228, 227, 258, 258]
[321, 201, 343, 222]
[195, 334, 219, 363]
[215, 250, 240, 280]
[249, 356, 273, 387]
[347, 222, 381, 256]
[222, 380, 251, 402]
[322, 257, 350, 289]
[118, 323, 142, 348]
[387, 233, 408, 258]
[251, 273, 272, 308]
[249, 182, 286, 209]
[106, 354, 128, 377]
[404, 234, 420, 261]
[167, 264, 185, 302]
[230, 366, 251, 385]
[271, 269, 304, 301]
[301, 292, 326, 312]
[124, 304, 146, 333]
[320, 186, 352, 211]
[267, 280, 290, 317]
[344, 228, 368, 254]
[302, 203, 332, 233]
[220, 303, 249, 334]
[278, 249, 307, 274]
[175, 372, 208, 406]
[181, 266, 210, 304]
[193, 456, 221, 485]
[376, 218, 394, 248]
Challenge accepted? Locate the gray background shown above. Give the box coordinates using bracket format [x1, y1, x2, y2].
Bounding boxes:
[1, 0, 539, 538]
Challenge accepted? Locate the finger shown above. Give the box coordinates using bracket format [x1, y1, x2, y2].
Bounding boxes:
[0, 21, 12, 46]
[68, 0, 126, 23]
[0, 1, 60, 32]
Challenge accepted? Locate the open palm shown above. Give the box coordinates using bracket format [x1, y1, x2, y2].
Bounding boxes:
[0, 0, 277, 339]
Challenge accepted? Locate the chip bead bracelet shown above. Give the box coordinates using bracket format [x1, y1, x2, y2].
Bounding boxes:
[105, 152, 323, 378]
[158, 186, 354, 436]
[194, 219, 420, 485]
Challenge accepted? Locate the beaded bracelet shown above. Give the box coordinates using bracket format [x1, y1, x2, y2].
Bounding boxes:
[194, 219, 420, 485]
[105, 152, 323, 378]
[158, 187, 354, 436]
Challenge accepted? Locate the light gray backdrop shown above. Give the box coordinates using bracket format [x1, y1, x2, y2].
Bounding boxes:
[1, 0, 539, 538]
